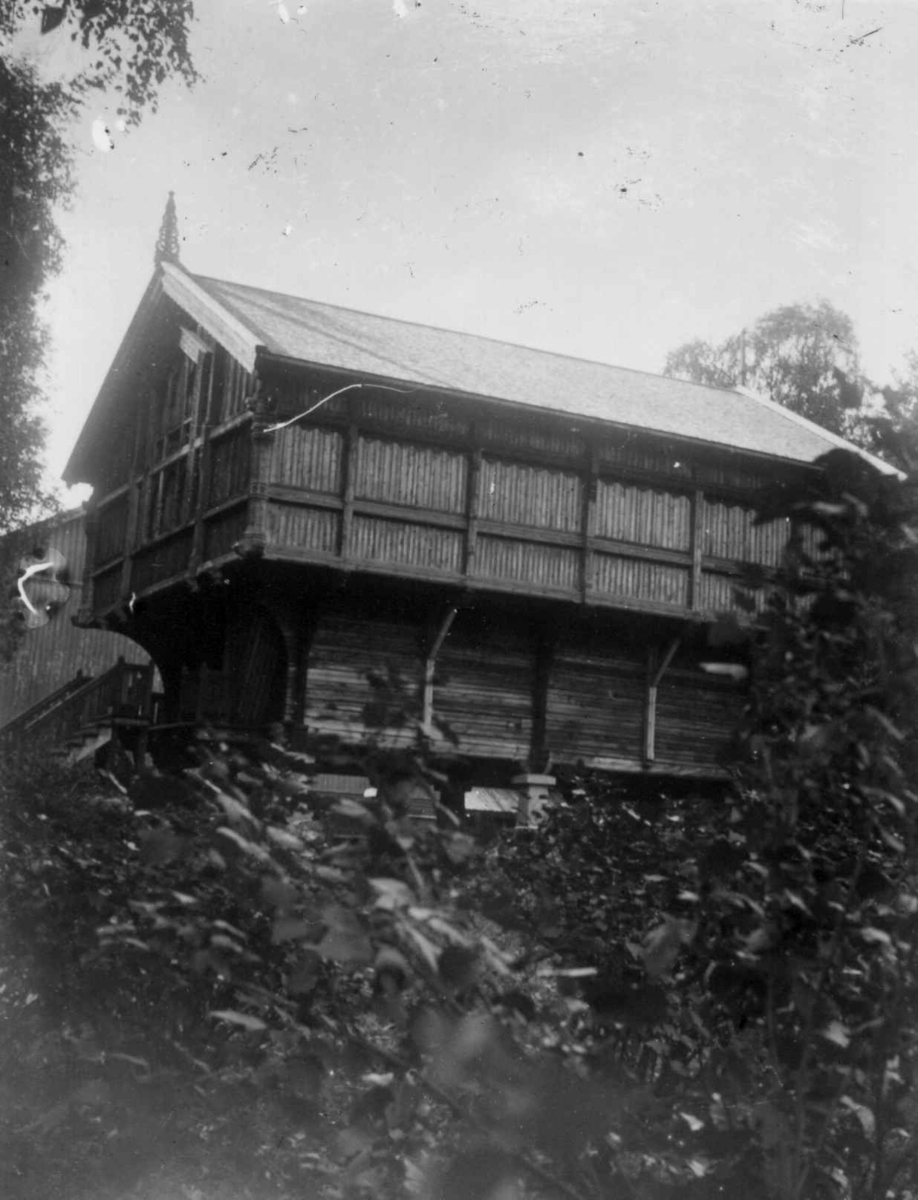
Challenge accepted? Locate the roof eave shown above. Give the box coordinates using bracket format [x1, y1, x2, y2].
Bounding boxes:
[256, 348, 828, 472]
[734, 385, 903, 479]
[62, 271, 166, 486]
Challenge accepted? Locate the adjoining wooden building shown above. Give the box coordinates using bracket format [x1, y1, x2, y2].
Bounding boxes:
[0, 508, 151, 760]
[61, 206, 890, 795]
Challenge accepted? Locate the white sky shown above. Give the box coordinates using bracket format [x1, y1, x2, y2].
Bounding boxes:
[13, 0, 918, 491]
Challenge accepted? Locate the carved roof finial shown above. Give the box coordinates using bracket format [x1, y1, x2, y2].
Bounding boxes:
[154, 191, 180, 267]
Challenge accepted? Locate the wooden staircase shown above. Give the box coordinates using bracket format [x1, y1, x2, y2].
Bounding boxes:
[0, 658, 158, 767]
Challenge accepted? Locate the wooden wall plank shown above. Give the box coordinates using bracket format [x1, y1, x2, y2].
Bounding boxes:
[274, 425, 344, 494]
[356, 437, 468, 513]
[351, 516, 464, 574]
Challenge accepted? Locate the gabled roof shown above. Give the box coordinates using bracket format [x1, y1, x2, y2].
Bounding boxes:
[65, 261, 895, 483]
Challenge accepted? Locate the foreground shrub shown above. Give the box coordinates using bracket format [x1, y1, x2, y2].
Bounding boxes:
[1, 448, 915, 1199]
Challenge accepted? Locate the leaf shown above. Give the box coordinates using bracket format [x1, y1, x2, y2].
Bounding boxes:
[208, 1010, 267, 1032]
[41, 6, 67, 34]
[402, 924, 441, 972]
[272, 917, 312, 944]
[139, 828, 186, 865]
[369, 877, 414, 909]
[261, 877, 299, 910]
[266, 825, 304, 851]
[679, 1111, 704, 1132]
[287, 951, 322, 994]
[642, 916, 696, 979]
[216, 793, 259, 827]
[331, 798, 373, 823]
[318, 905, 373, 964]
[374, 945, 410, 988]
[215, 827, 271, 863]
[212, 919, 247, 939]
[840, 1096, 875, 1137]
[860, 927, 892, 945]
[822, 1020, 850, 1048]
[865, 706, 905, 742]
[438, 945, 479, 991]
[443, 832, 476, 865]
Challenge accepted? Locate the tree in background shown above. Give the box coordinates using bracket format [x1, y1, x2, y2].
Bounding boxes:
[665, 301, 865, 440]
[0, 1, 198, 122]
[0, 1, 197, 533]
[857, 350, 918, 473]
[0, 58, 71, 534]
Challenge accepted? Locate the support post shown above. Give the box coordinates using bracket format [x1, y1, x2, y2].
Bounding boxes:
[421, 605, 458, 733]
[339, 421, 359, 561]
[464, 443, 481, 578]
[689, 487, 704, 611]
[513, 773, 557, 828]
[580, 445, 598, 603]
[529, 626, 557, 773]
[642, 635, 682, 765]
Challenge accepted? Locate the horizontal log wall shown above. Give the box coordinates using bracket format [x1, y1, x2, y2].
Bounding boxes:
[300, 608, 737, 771]
[545, 637, 646, 767]
[433, 617, 534, 761]
[304, 616, 420, 749]
[654, 669, 737, 769]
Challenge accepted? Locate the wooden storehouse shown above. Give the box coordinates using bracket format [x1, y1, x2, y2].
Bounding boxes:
[62, 211, 889, 795]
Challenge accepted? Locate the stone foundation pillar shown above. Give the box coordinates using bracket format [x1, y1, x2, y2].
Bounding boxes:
[512, 773, 556, 828]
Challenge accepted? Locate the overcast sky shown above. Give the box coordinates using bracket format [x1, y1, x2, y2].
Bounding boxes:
[14, 0, 918, 491]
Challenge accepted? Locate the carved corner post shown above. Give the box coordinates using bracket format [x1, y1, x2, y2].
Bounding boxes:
[120, 384, 151, 604]
[236, 378, 277, 559]
[187, 340, 216, 580]
[77, 502, 99, 626]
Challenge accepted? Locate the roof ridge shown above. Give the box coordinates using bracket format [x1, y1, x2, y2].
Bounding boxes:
[191, 271, 745, 402]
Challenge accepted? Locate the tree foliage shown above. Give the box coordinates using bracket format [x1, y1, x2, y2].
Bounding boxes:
[1, 0, 198, 122]
[665, 301, 865, 439]
[0, 1, 198, 532]
[0, 56, 71, 533]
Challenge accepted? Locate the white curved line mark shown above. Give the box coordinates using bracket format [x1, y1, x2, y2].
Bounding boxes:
[17, 560, 54, 616]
